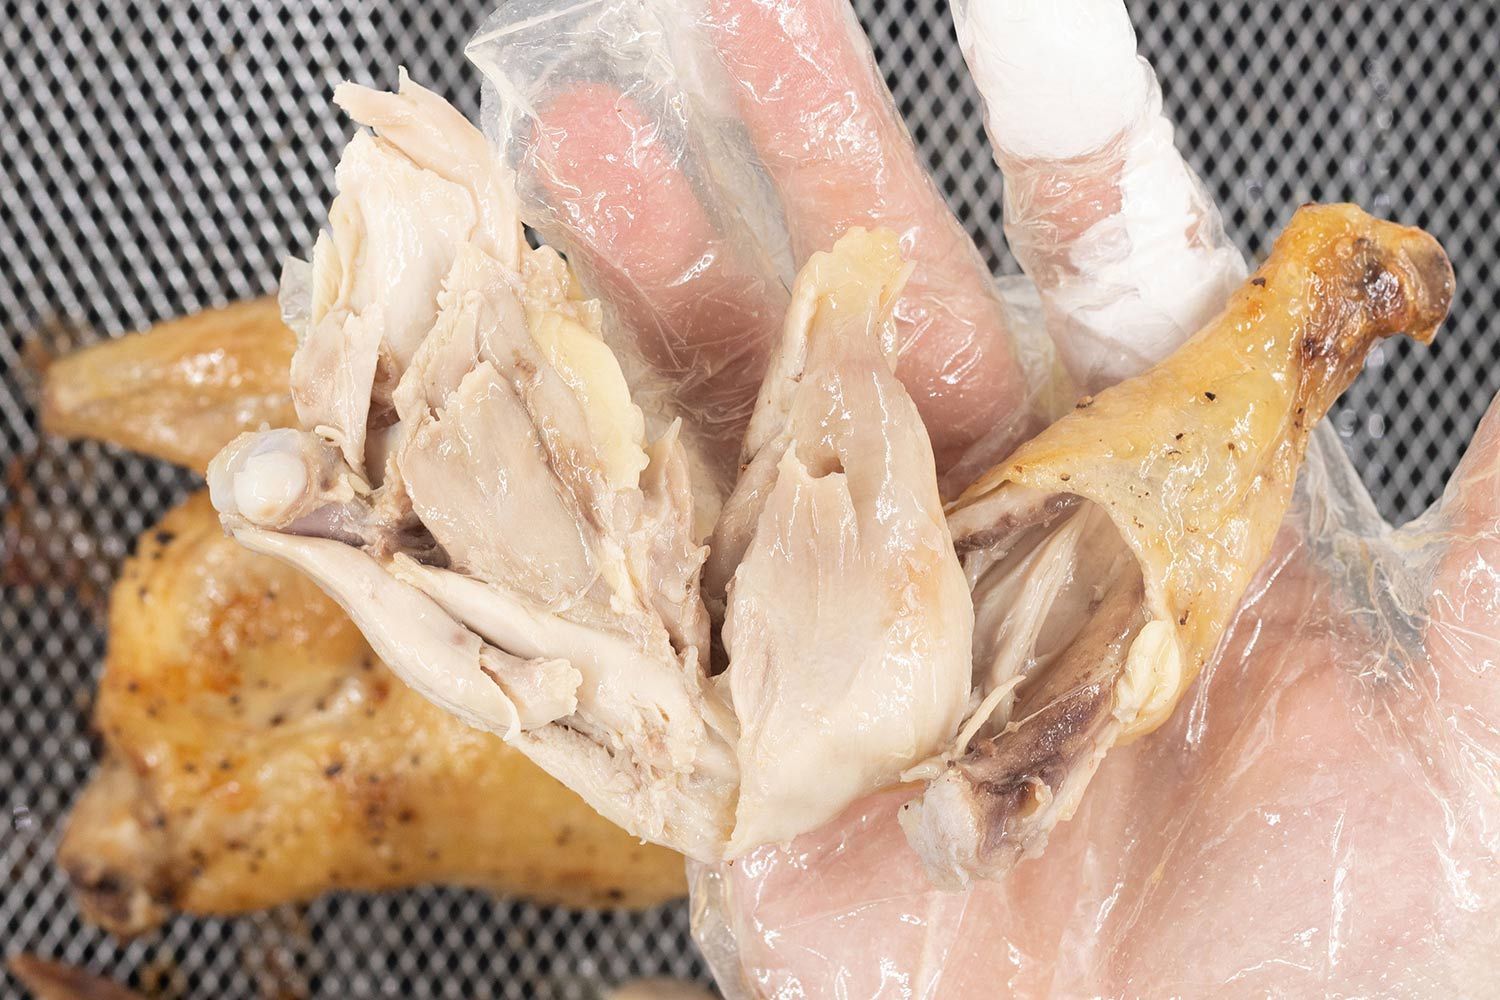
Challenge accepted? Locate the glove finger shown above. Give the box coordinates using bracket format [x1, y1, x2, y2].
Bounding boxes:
[469, 5, 791, 489]
[953, 0, 1245, 392]
[702, 0, 1032, 473]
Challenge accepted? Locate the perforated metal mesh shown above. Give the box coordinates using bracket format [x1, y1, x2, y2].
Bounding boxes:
[3, 2, 1497, 997]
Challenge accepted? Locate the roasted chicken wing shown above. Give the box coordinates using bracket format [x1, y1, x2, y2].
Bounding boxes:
[41, 298, 296, 471]
[900, 203, 1453, 885]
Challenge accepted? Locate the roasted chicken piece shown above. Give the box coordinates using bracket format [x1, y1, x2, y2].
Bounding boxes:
[207, 77, 967, 861]
[41, 298, 296, 471]
[7, 957, 145, 1000]
[58, 492, 686, 936]
[6, 956, 714, 1000]
[900, 203, 1453, 886]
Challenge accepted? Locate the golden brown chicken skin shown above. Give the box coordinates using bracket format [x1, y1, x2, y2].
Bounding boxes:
[58, 492, 686, 936]
[41, 298, 297, 471]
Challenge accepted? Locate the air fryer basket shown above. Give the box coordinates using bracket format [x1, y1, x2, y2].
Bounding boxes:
[2, 2, 1496, 996]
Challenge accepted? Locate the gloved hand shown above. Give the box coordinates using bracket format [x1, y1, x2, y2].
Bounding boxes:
[470, 0, 1039, 496]
[471, 0, 1499, 995]
[690, 418, 1500, 997]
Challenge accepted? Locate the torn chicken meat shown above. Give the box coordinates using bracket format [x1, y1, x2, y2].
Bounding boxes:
[900, 203, 1453, 887]
[208, 77, 967, 862]
[706, 228, 972, 852]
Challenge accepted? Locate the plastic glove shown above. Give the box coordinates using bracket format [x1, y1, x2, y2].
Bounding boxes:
[686, 3, 1500, 996]
[952, 0, 1245, 395]
[466, 0, 1499, 995]
[691, 412, 1500, 995]
[469, 0, 1037, 487]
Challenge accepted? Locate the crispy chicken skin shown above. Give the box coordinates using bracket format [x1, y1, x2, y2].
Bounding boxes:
[41, 298, 297, 471]
[902, 204, 1453, 886]
[58, 493, 686, 937]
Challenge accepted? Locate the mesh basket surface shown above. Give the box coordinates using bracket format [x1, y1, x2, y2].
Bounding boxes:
[2, 1, 1497, 996]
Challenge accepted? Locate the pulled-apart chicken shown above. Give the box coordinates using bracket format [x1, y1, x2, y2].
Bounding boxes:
[208, 77, 967, 861]
[208, 76, 1450, 884]
[706, 230, 972, 853]
[900, 204, 1453, 886]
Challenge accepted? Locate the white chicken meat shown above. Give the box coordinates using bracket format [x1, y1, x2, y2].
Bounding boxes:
[209, 75, 969, 862]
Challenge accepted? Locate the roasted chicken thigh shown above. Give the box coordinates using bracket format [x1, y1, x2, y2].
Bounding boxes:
[59, 493, 686, 936]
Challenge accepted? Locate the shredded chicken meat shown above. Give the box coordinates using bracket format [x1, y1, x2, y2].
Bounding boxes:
[208, 76, 968, 861]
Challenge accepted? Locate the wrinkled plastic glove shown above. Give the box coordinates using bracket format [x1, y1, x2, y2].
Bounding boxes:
[469, 0, 1040, 494]
[692, 417, 1500, 996]
[470, 0, 1500, 995]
